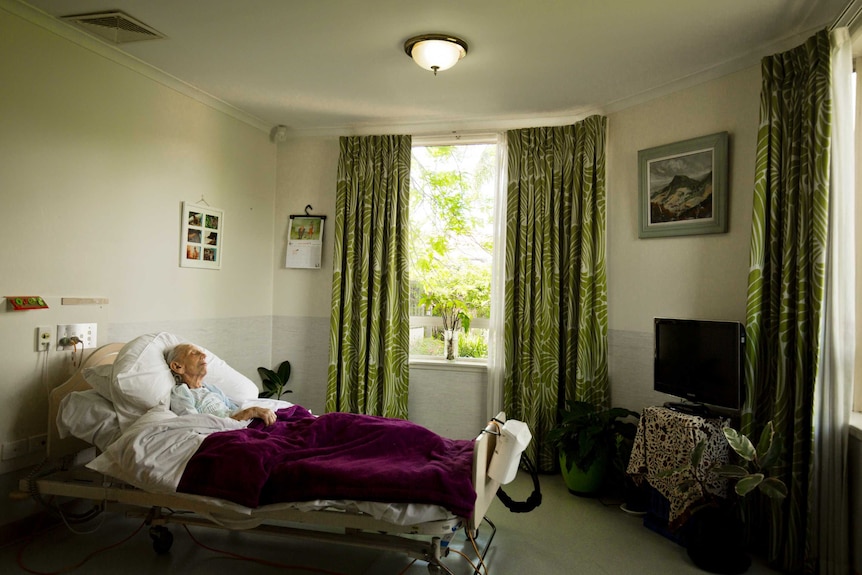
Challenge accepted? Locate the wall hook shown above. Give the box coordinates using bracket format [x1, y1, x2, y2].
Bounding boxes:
[304, 205, 313, 216]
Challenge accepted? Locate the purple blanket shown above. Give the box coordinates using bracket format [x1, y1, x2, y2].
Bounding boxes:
[177, 406, 477, 517]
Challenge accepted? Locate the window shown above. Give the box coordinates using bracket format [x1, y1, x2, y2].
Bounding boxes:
[408, 140, 499, 361]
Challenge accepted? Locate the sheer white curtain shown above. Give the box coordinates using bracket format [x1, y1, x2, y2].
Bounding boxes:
[487, 132, 508, 420]
[810, 26, 854, 575]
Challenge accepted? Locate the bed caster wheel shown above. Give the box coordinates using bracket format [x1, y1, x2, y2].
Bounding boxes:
[426, 564, 442, 574]
[149, 526, 173, 554]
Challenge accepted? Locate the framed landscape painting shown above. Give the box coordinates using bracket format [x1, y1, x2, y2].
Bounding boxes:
[638, 132, 728, 238]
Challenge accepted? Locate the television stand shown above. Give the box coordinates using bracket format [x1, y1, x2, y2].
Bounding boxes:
[663, 401, 712, 417]
[628, 406, 731, 535]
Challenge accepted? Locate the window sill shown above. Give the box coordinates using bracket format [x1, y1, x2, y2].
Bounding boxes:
[409, 358, 488, 372]
[850, 412, 862, 442]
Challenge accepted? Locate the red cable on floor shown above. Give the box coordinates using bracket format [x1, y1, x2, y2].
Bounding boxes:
[182, 524, 350, 575]
[16, 520, 145, 575]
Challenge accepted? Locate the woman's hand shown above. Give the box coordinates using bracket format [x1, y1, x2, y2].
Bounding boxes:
[232, 406, 277, 426]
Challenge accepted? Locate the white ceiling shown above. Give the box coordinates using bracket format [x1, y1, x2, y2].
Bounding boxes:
[22, 0, 853, 135]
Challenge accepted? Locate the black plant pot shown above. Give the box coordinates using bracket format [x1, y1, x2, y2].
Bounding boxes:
[685, 506, 751, 575]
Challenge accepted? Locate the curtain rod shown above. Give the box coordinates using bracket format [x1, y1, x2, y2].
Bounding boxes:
[830, 0, 862, 30]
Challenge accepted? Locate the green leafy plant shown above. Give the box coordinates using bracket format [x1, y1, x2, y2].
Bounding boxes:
[257, 360, 293, 399]
[457, 332, 488, 358]
[714, 421, 788, 500]
[417, 291, 470, 332]
[409, 336, 444, 356]
[662, 420, 788, 505]
[547, 400, 639, 473]
[659, 421, 789, 574]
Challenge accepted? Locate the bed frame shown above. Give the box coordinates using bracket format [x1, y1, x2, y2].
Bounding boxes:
[18, 343, 505, 574]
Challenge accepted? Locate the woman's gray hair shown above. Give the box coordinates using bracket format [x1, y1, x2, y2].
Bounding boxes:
[165, 343, 194, 383]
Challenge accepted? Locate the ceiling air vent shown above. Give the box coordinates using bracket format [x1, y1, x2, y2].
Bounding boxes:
[61, 11, 164, 44]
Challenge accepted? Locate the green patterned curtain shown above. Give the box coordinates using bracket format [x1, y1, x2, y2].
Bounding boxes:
[503, 116, 608, 473]
[326, 135, 411, 418]
[742, 30, 831, 572]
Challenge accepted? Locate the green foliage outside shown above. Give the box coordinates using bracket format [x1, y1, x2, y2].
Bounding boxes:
[410, 335, 444, 356]
[409, 144, 495, 358]
[408, 329, 489, 358]
[457, 331, 488, 358]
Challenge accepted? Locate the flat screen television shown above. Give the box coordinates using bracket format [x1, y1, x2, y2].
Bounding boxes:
[654, 318, 745, 414]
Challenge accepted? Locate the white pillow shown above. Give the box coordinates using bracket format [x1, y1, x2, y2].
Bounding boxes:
[57, 390, 122, 451]
[111, 332, 182, 431]
[82, 363, 114, 399]
[202, 353, 259, 404]
[108, 332, 261, 430]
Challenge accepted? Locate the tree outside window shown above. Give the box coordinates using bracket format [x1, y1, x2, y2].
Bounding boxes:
[409, 143, 496, 359]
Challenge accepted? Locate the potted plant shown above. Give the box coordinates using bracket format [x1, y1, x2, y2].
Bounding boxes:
[665, 421, 787, 574]
[257, 360, 293, 400]
[714, 422, 788, 499]
[547, 400, 639, 495]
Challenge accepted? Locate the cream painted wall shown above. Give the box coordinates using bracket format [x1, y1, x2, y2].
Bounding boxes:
[606, 65, 761, 411]
[606, 65, 760, 334]
[269, 137, 338, 414]
[0, 3, 276, 494]
[273, 137, 338, 318]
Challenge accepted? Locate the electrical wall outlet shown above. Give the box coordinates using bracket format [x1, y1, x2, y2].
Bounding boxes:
[1, 439, 28, 461]
[28, 434, 47, 454]
[57, 323, 97, 350]
[35, 325, 53, 352]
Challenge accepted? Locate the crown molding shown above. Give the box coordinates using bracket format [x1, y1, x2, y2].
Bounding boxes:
[2, 0, 270, 133]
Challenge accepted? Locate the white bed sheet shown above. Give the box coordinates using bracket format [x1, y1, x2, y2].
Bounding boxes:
[87, 409, 240, 493]
[85, 398, 298, 492]
[85, 404, 455, 526]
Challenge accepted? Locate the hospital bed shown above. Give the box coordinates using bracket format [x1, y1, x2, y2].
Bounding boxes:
[16, 334, 522, 574]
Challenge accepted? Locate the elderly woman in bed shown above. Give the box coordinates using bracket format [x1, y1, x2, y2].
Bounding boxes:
[166, 343, 276, 426]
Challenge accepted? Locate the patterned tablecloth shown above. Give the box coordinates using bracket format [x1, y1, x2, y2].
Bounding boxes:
[626, 406, 729, 527]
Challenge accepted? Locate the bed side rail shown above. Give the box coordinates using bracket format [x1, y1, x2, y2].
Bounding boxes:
[470, 412, 504, 533]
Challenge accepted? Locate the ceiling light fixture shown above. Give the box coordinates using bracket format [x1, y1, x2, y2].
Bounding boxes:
[404, 34, 468, 75]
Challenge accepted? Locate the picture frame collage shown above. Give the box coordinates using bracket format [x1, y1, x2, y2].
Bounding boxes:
[180, 201, 223, 269]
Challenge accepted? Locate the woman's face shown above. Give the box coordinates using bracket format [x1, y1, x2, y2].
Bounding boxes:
[171, 344, 208, 387]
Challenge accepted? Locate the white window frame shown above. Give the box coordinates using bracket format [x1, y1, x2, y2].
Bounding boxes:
[408, 133, 503, 366]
